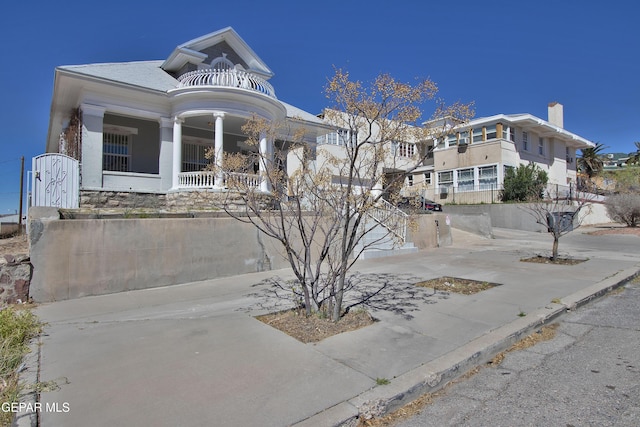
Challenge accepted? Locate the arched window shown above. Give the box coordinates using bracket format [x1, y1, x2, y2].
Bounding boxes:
[210, 53, 235, 71]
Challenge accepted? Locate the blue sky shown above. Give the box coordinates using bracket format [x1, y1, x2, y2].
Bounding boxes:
[0, 0, 638, 214]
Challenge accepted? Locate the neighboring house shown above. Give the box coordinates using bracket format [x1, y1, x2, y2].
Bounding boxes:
[603, 153, 630, 170]
[46, 27, 329, 209]
[404, 102, 595, 203]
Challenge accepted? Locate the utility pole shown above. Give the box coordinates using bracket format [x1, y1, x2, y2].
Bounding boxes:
[18, 156, 24, 234]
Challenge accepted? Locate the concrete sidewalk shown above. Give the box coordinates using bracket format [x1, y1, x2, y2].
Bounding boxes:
[26, 227, 640, 426]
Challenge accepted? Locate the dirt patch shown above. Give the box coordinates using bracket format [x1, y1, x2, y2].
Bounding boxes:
[358, 323, 560, 427]
[414, 276, 498, 295]
[521, 256, 586, 265]
[256, 309, 376, 343]
[0, 234, 28, 256]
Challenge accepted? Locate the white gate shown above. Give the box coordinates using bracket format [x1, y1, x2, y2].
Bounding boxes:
[32, 154, 79, 208]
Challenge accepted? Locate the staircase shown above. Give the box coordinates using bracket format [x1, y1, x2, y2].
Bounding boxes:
[355, 199, 418, 259]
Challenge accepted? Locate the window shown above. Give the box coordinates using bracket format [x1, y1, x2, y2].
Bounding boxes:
[338, 129, 356, 147]
[485, 125, 497, 140]
[407, 175, 414, 186]
[103, 125, 138, 172]
[457, 168, 475, 191]
[318, 129, 356, 147]
[459, 131, 469, 145]
[472, 128, 483, 143]
[438, 170, 453, 189]
[446, 134, 457, 147]
[424, 172, 432, 185]
[103, 132, 131, 172]
[426, 145, 434, 159]
[538, 137, 544, 155]
[509, 127, 515, 142]
[501, 124, 509, 140]
[182, 139, 212, 172]
[478, 165, 498, 190]
[522, 131, 529, 151]
[398, 142, 415, 157]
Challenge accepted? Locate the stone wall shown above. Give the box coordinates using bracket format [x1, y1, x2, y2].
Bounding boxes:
[0, 254, 31, 305]
[80, 190, 166, 210]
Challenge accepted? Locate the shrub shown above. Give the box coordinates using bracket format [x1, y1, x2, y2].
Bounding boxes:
[501, 163, 548, 202]
[606, 192, 640, 227]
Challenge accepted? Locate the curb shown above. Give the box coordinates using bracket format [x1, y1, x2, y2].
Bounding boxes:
[13, 337, 41, 427]
[294, 265, 640, 427]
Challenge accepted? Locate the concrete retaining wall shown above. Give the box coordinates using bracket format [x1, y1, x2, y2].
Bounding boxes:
[444, 202, 614, 232]
[28, 211, 292, 302]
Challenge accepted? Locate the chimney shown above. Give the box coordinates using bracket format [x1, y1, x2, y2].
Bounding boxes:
[548, 102, 563, 128]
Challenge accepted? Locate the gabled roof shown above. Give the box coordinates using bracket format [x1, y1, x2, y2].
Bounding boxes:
[161, 27, 274, 79]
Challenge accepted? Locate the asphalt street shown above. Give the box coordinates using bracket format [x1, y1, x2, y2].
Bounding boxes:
[394, 278, 640, 427]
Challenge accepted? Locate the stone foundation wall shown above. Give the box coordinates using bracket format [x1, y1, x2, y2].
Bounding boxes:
[0, 255, 32, 305]
[80, 191, 167, 210]
[166, 190, 273, 211]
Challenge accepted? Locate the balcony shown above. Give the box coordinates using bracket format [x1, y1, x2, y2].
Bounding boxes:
[178, 170, 261, 190]
[176, 69, 277, 99]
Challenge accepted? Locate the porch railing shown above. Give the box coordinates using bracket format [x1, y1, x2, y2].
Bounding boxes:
[368, 198, 408, 243]
[176, 69, 277, 99]
[178, 171, 261, 189]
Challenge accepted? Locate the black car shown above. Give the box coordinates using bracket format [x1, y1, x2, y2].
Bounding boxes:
[396, 196, 442, 212]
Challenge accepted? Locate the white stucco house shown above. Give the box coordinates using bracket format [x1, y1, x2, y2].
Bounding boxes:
[45, 27, 332, 209]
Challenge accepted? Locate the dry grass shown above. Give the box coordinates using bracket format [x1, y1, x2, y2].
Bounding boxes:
[415, 277, 497, 295]
[0, 306, 42, 427]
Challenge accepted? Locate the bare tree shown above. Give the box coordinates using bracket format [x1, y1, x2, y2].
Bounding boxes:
[606, 193, 640, 227]
[523, 189, 594, 260]
[210, 69, 473, 321]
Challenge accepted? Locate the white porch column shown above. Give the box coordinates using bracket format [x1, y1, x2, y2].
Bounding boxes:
[80, 104, 106, 189]
[214, 112, 225, 188]
[259, 133, 272, 192]
[159, 118, 173, 191]
[171, 117, 183, 190]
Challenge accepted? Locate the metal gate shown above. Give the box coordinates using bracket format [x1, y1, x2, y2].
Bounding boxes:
[31, 154, 79, 208]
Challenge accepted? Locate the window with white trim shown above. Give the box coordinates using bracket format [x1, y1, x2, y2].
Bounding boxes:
[407, 175, 414, 187]
[459, 131, 469, 145]
[485, 125, 497, 140]
[424, 172, 432, 185]
[317, 129, 356, 147]
[438, 170, 453, 189]
[457, 168, 475, 191]
[398, 142, 415, 157]
[472, 128, 483, 143]
[478, 165, 498, 190]
[446, 134, 457, 147]
[103, 125, 138, 172]
[538, 137, 544, 155]
[522, 131, 529, 151]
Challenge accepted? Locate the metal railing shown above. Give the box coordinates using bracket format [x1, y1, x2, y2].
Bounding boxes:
[368, 198, 408, 242]
[176, 69, 277, 99]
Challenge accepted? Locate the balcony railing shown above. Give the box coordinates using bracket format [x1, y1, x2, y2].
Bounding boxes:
[176, 69, 277, 99]
[178, 171, 261, 189]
